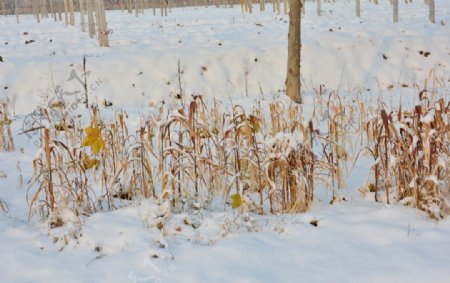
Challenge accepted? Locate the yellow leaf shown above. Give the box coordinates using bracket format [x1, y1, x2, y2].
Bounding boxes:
[231, 193, 241, 209]
[81, 125, 106, 154]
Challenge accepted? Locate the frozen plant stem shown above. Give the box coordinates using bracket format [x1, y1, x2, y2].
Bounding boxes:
[83, 56, 89, 109]
[44, 128, 55, 212]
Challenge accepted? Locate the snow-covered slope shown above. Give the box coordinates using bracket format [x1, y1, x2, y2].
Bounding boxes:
[1, 0, 449, 114]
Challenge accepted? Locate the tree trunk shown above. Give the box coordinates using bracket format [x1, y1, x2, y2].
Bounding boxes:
[80, 0, 86, 32]
[429, 0, 435, 23]
[33, 0, 41, 23]
[286, 0, 302, 103]
[40, 0, 48, 18]
[356, 0, 360, 17]
[1, 0, 5, 16]
[87, 0, 96, 38]
[127, 0, 132, 13]
[135, 0, 139, 16]
[69, 0, 75, 25]
[393, 0, 398, 23]
[64, 0, 69, 25]
[317, 0, 321, 16]
[15, 0, 19, 23]
[49, 0, 56, 22]
[95, 0, 109, 47]
[58, 0, 62, 22]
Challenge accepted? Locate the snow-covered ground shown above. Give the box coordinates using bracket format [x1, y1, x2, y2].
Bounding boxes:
[1, 0, 449, 114]
[1, 1, 450, 282]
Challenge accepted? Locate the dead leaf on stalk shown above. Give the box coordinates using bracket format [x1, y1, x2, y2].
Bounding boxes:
[249, 115, 260, 133]
[82, 155, 100, 170]
[81, 125, 106, 154]
[231, 193, 241, 209]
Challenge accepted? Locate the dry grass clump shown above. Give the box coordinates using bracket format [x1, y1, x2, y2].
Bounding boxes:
[265, 132, 314, 213]
[159, 96, 318, 214]
[28, 106, 157, 224]
[366, 93, 449, 219]
[27, 88, 449, 224]
[28, 95, 325, 224]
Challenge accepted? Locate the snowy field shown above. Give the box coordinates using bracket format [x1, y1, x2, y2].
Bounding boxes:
[1, 0, 450, 282]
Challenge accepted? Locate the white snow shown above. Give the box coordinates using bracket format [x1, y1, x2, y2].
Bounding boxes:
[1, 1, 450, 282]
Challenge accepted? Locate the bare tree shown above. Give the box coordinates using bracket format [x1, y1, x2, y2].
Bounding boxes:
[393, 0, 398, 23]
[317, 0, 321, 17]
[80, 0, 86, 32]
[356, 0, 360, 17]
[429, 0, 435, 23]
[286, 0, 302, 103]
[95, 0, 109, 47]
[49, 0, 56, 22]
[64, 0, 69, 25]
[69, 0, 75, 25]
[87, 0, 96, 38]
[1, 0, 5, 16]
[14, 0, 19, 23]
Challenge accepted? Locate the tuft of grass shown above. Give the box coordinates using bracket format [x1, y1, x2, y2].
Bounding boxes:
[366, 93, 449, 219]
